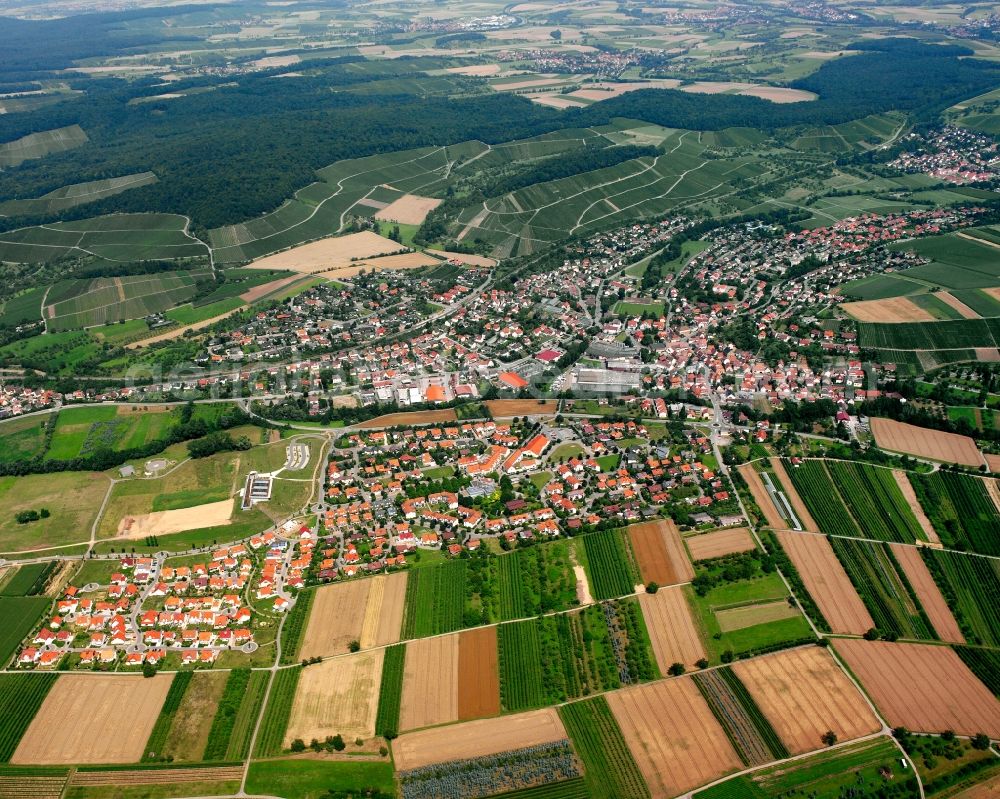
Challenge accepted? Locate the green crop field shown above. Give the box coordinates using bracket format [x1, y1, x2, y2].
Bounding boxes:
[779, 460, 860, 538]
[888, 232, 1000, 289]
[142, 672, 193, 762]
[254, 666, 300, 758]
[0, 125, 87, 168]
[246, 759, 395, 799]
[0, 415, 50, 465]
[0, 596, 52, 664]
[45, 405, 176, 461]
[0, 563, 55, 597]
[829, 538, 935, 640]
[910, 472, 1000, 556]
[499, 606, 621, 711]
[485, 543, 577, 622]
[400, 560, 467, 638]
[695, 737, 914, 799]
[582, 530, 638, 600]
[0, 674, 57, 762]
[46, 271, 211, 331]
[0, 173, 157, 217]
[559, 697, 650, 799]
[954, 646, 1000, 697]
[485, 780, 591, 799]
[824, 461, 923, 543]
[857, 317, 1000, 351]
[279, 588, 314, 665]
[922, 549, 1000, 648]
[694, 667, 789, 766]
[203, 669, 266, 761]
[0, 213, 208, 265]
[374, 643, 405, 739]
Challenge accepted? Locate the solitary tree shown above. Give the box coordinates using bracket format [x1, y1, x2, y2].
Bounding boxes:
[821, 730, 838, 746]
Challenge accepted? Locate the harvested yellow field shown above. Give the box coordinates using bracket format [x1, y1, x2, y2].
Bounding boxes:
[393, 709, 567, 771]
[685, 528, 756, 561]
[246, 231, 406, 274]
[841, 297, 935, 322]
[608, 677, 742, 797]
[770, 458, 818, 531]
[937, 292, 981, 319]
[639, 586, 706, 670]
[13, 675, 172, 765]
[429, 250, 497, 267]
[732, 646, 881, 755]
[374, 194, 443, 226]
[116, 498, 233, 539]
[359, 572, 407, 649]
[889, 544, 963, 643]
[285, 649, 385, 744]
[299, 580, 370, 659]
[445, 64, 502, 76]
[891, 471, 939, 544]
[738, 463, 786, 529]
[871, 417, 984, 467]
[399, 634, 460, 732]
[836, 639, 1000, 738]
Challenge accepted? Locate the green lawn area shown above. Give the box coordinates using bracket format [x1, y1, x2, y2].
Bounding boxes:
[46, 405, 177, 461]
[595, 454, 620, 472]
[421, 465, 455, 480]
[550, 442, 585, 461]
[613, 299, 665, 317]
[0, 413, 52, 464]
[0, 471, 111, 553]
[245, 759, 394, 799]
[529, 471, 553, 490]
[684, 573, 813, 663]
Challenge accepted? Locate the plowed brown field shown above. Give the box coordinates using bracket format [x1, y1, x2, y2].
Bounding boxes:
[835, 639, 1000, 738]
[627, 519, 694, 585]
[485, 399, 559, 417]
[285, 649, 384, 745]
[686, 528, 755, 561]
[399, 633, 460, 731]
[770, 458, 818, 531]
[299, 580, 369, 659]
[739, 464, 786, 529]
[13, 674, 172, 765]
[871, 418, 984, 467]
[732, 646, 881, 755]
[393, 708, 567, 771]
[638, 586, 706, 670]
[776, 531, 873, 635]
[889, 544, 963, 643]
[607, 677, 742, 798]
[358, 410, 458, 428]
[457, 626, 500, 720]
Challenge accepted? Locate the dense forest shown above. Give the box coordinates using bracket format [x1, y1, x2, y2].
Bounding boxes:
[0, 34, 996, 231]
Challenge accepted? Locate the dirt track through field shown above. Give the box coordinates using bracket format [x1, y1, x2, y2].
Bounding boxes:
[359, 572, 407, 649]
[285, 649, 384, 744]
[732, 646, 881, 755]
[888, 543, 964, 643]
[299, 580, 369, 659]
[639, 586, 706, 670]
[607, 677, 742, 797]
[457, 626, 500, 720]
[891, 471, 939, 544]
[13, 674, 172, 764]
[399, 633, 460, 731]
[835, 639, 1000, 738]
[738, 464, 786, 528]
[775, 531, 873, 635]
[769, 459, 818, 531]
[393, 708, 567, 771]
[686, 528, 756, 561]
[870, 417, 984, 467]
[628, 519, 694, 586]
